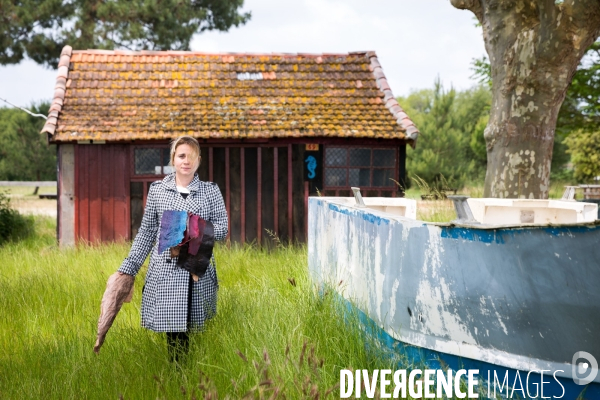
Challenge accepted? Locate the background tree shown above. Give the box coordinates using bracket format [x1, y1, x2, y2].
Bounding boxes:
[557, 41, 600, 135]
[401, 81, 491, 191]
[0, 103, 56, 181]
[0, 0, 251, 68]
[564, 130, 600, 182]
[451, 0, 600, 198]
[472, 40, 600, 180]
[557, 41, 600, 181]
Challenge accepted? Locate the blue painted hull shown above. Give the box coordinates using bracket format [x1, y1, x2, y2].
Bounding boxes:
[349, 299, 599, 399]
[308, 197, 600, 399]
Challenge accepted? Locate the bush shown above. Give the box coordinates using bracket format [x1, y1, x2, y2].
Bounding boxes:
[564, 130, 600, 183]
[0, 192, 34, 244]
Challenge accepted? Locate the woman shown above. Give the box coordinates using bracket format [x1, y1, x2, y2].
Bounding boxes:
[117, 136, 228, 360]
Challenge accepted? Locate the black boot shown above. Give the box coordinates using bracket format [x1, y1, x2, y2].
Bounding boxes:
[166, 331, 190, 363]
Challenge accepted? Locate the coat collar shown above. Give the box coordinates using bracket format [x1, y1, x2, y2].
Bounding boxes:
[162, 173, 201, 192]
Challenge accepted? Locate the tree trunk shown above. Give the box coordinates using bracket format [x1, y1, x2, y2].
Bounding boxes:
[484, 58, 567, 199]
[451, 0, 600, 198]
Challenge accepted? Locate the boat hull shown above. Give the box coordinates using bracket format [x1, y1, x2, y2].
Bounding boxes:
[308, 197, 600, 399]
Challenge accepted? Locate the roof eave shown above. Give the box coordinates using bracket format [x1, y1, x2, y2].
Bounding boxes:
[41, 45, 72, 137]
[366, 51, 419, 146]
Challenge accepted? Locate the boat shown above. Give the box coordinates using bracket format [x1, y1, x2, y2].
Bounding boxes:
[307, 189, 600, 399]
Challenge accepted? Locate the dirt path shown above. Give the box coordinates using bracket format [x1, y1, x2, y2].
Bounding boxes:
[15, 202, 57, 217]
[9, 196, 57, 218]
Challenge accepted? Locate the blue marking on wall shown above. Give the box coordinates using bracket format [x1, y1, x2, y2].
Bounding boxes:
[441, 227, 507, 244]
[543, 225, 600, 236]
[328, 204, 390, 225]
[442, 223, 600, 243]
[305, 155, 317, 179]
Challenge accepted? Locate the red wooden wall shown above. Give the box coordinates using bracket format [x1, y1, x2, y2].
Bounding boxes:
[75, 144, 130, 243]
[71, 140, 406, 245]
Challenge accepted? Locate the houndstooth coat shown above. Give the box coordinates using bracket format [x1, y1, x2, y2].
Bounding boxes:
[118, 173, 228, 332]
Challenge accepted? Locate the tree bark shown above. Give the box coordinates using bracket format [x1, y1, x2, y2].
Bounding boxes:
[451, 0, 600, 198]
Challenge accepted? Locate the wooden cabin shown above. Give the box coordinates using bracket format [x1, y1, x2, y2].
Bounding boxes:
[42, 46, 419, 246]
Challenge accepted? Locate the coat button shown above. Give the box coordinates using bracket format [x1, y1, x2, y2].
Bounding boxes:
[166, 259, 171, 264]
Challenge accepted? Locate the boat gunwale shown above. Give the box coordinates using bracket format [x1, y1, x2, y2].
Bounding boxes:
[315, 196, 600, 231]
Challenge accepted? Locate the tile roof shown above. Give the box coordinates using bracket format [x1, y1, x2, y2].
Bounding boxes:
[42, 46, 418, 143]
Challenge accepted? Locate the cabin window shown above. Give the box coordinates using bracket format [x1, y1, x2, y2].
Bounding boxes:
[323, 147, 396, 188]
[134, 147, 173, 175]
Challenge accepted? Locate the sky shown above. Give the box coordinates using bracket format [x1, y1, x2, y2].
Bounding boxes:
[0, 0, 486, 108]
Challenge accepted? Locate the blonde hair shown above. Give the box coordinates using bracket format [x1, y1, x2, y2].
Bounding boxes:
[170, 136, 201, 168]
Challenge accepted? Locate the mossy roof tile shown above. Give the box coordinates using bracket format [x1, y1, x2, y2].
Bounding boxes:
[42, 47, 418, 143]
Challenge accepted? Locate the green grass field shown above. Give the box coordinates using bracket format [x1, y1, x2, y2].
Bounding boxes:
[0, 217, 402, 399]
[0, 179, 578, 398]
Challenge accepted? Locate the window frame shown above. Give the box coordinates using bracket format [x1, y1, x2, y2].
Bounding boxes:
[130, 144, 172, 179]
[322, 145, 399, 191]
[129, 145, 172, 208]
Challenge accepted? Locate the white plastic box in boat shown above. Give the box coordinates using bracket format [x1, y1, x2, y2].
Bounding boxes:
[467, 198, 598, 225]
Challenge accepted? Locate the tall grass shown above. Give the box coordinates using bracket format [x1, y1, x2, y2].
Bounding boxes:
[414, 201, 455, 223]
[0, 218, 396, 399]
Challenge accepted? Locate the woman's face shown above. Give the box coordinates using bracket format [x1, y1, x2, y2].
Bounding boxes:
[173, 144, 200, 180]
